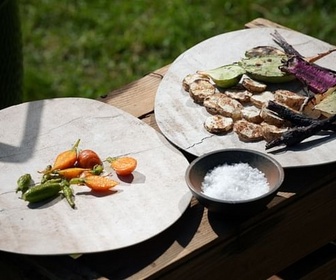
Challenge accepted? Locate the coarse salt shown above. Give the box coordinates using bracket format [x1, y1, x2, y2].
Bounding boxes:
[201, 162, 269, 201]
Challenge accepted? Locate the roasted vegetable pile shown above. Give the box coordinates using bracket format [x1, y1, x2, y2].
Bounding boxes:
[182, 30, 336, 150]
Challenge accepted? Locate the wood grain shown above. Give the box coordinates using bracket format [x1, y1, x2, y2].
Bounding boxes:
[98, 65, 169, 118]
[151, 168, 336, 279]
[244, 18, 291, 30]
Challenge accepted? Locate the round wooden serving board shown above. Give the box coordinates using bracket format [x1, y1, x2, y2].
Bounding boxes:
[0, 98, 192, 255]
[155, 28, 336, 167]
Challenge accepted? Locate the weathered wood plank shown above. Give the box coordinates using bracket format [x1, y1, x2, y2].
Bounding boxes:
[148, 172, 336, 279]
[244, 18, 290, 29]
[98, 65, 169, 118]
[276, 243, 336, 280]
[78, 162, 336, 279]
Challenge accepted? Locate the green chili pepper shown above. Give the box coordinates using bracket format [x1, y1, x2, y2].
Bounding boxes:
[16, 173, 32, 195]
[62, 184, 75, 209]
[41, 170, 61, 184]
[22, 182, 62, 203]
[42, 178, 62, 184]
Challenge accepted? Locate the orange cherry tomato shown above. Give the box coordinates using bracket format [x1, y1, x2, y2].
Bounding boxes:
[108, 156, 137, 176]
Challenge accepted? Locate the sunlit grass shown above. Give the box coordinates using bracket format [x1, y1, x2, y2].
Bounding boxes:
[20, 0, 336, 101]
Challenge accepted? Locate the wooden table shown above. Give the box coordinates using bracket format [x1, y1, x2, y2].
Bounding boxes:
[1, 18, 336, 280]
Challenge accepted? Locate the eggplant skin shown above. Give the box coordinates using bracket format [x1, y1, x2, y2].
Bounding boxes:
[271, 30, 336, 94]
[280, 56, 336, 94]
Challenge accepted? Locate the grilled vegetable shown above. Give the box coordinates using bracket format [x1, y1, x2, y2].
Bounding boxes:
[271, 29, 336, 63]
[197, 63, 246, 88]
[265, 113, 336, 150]
[244, 45, 286, 58]
[271, 30, 336, 94]
[279, 56, 336, 94]
[315, 91, 336, 116]
[241, 77, 267, 93]
[188, 79, 216, 104]
[204, 115, 233, 134]
[267, 100, 336, 131]
[239, 55, 295, 83]
[182, 73, 210, 92]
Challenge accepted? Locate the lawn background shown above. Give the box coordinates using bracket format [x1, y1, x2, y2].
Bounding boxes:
[19, 0, 336, 102]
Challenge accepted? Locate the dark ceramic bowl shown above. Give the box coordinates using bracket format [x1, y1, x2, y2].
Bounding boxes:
[185, 149, 284, 217]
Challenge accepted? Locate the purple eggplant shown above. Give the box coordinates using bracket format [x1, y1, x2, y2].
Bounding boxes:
[271, 30, 336, 94]
[279, 55, 336, 94]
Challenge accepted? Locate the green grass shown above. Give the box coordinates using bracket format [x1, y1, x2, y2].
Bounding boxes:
[19, 0, 336, 102]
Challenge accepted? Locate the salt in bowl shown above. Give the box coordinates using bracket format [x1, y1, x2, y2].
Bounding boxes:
[185, 148, 284, 217]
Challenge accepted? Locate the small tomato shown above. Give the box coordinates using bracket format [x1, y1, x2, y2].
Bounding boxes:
[77, 150, 102, 169]
[108, 156, 137, 176]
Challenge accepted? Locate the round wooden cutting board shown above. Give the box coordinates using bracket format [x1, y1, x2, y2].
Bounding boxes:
[155, 28, 336, 167]
[0, 98, 192, 255]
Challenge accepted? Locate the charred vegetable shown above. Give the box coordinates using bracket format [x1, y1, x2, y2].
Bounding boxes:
[271, 30, 336, 94]
[239, 55, 295, 83]
[265, 113, 336, 150]
[267, 100, 336, 130]
[278, 56, 336, 94]
[244, 46, 286, 58]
